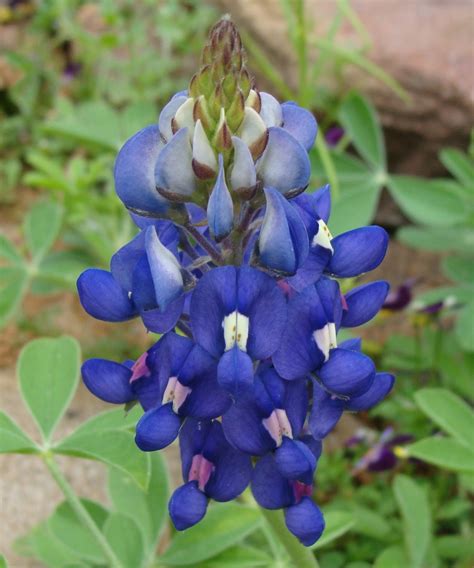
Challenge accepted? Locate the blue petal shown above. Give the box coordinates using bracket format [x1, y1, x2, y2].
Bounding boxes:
[168, 481, 208, 530]
[207, 155, 234, 240]
[281, 102, 318, 151]
[259, 187, 309, 274]
[315, 277, 342, 327]
[328, 226, 389, 278]
[158, 95, 187, 142]
[140, 297, 185, 334]
[145, 225, 183, 311]
[342, 281, 389, 327]
[254, 365, 282, 415]
[110, 231, 146, 292]
[82, 359, 134, 404]
[274, 438, 316, 485]
[285, 379, 309, 437]
[190, 266, 237, 358]
[237, 267, 287, 360]
[287, 247, 331, 292]
[131, 373, 161, 411]
[155, 128, 196, 198]
[251, 454, 294, 509]
[338, 337, 362, 351]
[309, 380, 344, 439]
[204, 423, 253, 502]
[77, 269, 137, 322]
[284, 498, 325, 546]
[318, 348, 375, 397]
[257, 127, 311, 195]
[217, 346, 254, 398]
[312, 184, 331, 223]
[299, 435, 323, 461]
[114, 125, 169, 214]
[222, 399, 275, 456]
[346, 372, 395, 411]
[135, 403, 181, 451]
[272, 286, 327, 380]
[179, 419, 213, 480]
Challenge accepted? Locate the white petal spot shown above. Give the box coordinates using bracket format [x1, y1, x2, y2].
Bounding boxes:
[312, 219, 334, 253]
[174, 98, 195, 137]
[193, 119, 217, 172]
[162, 376, 192, 413]
[313, 322, 337, 362]
[262, 409, 293, 446]
[222, 310, 250, 352]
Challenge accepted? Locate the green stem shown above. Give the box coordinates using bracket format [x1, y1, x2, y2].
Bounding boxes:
[43, 453, 124, 568]
[261, 508, 320, 568]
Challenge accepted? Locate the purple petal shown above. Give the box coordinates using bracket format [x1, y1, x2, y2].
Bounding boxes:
[284, 498, 325, 546]
[135, 403, 181, 451]
[328, 226, 389, 278]
[318, 348, 375, 397]
[346, 372, 395, 411]
[169, 481, 208, 530]
[257, 127, 311, 195]
[81, 359, 134, 404]
[114, 125, 169, 214]
[342, 281, 389, 327]
[281, 102, 318, 151]
[77, 269, 137, 322]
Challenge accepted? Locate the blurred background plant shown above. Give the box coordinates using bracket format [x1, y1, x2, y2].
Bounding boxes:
[0, 0, 472, 566]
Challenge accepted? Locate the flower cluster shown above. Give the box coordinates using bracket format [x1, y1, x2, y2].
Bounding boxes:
[77, 18, 394, 547]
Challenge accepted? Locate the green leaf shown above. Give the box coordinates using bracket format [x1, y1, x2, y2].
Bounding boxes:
[348, 507, 392, 541]
[374, 546, 408, 568]
[339, 92, 385, 167]
[328, 181, 381, 234]
[0, 266, 28, 328]
[108, 452, 168, 551]
[18, 336, 80, 441]
[0, 234, 22, 264]
[311, 511, 354, 549]
[388, 176, 466, 226]
[436, 535, 474, 560]
[414, 388, 474, 447]
[442, 256, 474, 284]
[0, 411, 37, 454]
[194, 546, 272, 567]
[14, 522, 80, 568]
[0, 555, 7, 568]
[440, 148, 474, 187]
[436, 498, 471, 520]
[161, 504, 262, 565]
[393, 475, 432, 568]
[55, 429, 150, 490]
[397, 226, 474, 253]
[407, 437, 474, 473]
[43, 100, 121, 151]
[34, 251, 90, 292]
[456, 301, 474, 352]
[60, 406, 143, 442]
[104, 513, 144, 568]
[23, 201, 63, 262]
[48, 499, 109, 563]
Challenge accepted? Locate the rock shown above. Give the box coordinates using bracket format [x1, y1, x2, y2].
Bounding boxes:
[212, 0, 473, 176]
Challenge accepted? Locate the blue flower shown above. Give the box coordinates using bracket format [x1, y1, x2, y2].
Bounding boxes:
[77, 17, 395, 547]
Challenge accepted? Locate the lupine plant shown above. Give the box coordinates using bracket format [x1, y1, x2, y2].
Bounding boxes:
[75, 18, 394, 559]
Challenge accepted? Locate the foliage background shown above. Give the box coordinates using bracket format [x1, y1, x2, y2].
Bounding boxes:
[0, 1, 472, 567]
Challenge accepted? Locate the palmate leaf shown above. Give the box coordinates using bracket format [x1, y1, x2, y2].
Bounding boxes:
[0, 411, 37, 454]
[160, 504, 262, 566]
[104, 513, 144, 568]
[310, 511, 354, 550]
[407, 437, 474, 473]
[23, 200, 63, 263]
[18, 336, 80, 442]
[55, 429, 150, 490]
[439, 147, 474, 188]
[414, 388, 474, 447]
[393, 475, 432, 568]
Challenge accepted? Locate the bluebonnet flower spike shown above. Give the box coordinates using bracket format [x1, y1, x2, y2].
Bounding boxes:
[77, 16, 394, 547]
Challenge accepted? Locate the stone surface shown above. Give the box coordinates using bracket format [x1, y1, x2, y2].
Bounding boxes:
[212, 0, 473, 175]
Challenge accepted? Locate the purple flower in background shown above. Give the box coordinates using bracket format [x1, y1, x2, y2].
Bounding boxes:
[77, 17, 394, 547]
[325, 125, 345, 147]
